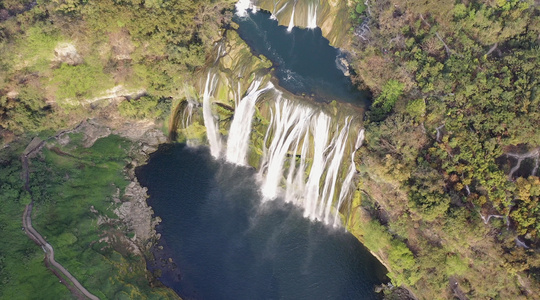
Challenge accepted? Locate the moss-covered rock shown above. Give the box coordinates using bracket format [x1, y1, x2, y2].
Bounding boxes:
[170, 26, 275, 146]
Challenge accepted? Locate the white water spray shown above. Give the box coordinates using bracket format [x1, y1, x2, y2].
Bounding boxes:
[320, 119, 351, 224]
[226, 79, 272, 166]
[194, 28, 368, 226]
[202, 72, 223, 158]
[303, 113, 330, 219]
[285, 129, 310, 204]
[256, 100, 363, 224]
[182, 101, 194, 130]
[287, 1, 297, 32]
[236, 0, 255, 17]
[307, 2, 318, 29]
[259, 97, 312, 200]
[332, 129, 364, 227]
[271, 2, 288, 20]
[197, 69, 365, 226]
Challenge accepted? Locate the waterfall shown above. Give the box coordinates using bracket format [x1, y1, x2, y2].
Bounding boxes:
[287, 1, 297, 32]
[307, 2, 318, 29]
[259, 96, 312, 199]
[181, 99, 195, 146]
[189, 21, 365, 226]
[332, 129, 364, 227]
[182, 101, 194, 130]
[303, 112, 330, 219]
[194, 70, 363, 226]
[226, 78, 272, 166]
[256, 95, 362, 225]
[271, 1, 288, 20]
[239, 0, 319, 30]
[285, 128, 309, 204]
[319, 119, 351, 224]
[202, 72, 223, 158]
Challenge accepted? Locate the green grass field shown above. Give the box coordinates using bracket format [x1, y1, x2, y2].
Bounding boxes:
[0, 139, 72, 299]
[1, 134, 177, 299]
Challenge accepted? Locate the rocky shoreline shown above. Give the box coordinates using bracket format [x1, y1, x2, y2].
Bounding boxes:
[65, 118, 168, 255]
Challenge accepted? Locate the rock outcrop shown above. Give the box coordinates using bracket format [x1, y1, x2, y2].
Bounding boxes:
[54, 42, 83, 66]
[115, 181, 161, 251]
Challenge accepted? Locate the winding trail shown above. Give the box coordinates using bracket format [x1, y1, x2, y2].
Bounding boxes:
[21, 137, 100, 300]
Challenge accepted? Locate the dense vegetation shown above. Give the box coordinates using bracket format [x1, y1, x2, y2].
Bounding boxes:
[346, 0, 540, 298]
[0, 0, 235, 298]
[0, 138, 73, 299]
[0, 132, 180, 299]
[2, 0, 540, 299]
[0, 0, 235, 139]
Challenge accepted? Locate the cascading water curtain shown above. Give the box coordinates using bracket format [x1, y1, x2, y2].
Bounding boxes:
[182, 71, 363, 226]
[257, 93, 363, 226]
[226, 78, 273, 166]
[177, 27, 364, 227]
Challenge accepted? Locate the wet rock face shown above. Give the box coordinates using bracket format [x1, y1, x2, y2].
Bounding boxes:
[54, 42, 83, 66]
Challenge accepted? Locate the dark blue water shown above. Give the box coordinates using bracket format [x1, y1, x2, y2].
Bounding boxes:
[234, 11, 369, 105]
[137, 144, 386, 300]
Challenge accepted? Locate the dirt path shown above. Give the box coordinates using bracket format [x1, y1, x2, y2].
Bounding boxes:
[21, 138, 100, 300]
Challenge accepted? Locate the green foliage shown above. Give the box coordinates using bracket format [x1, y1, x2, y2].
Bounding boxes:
[29, 134, 177, 298]
[361, 220, 393, 252]
[370, 80, 404, 120]
[350, 0, 367, 23]
[349, 215, 421, 288]
[510, 176, 540, 236]
[52, 0, 88, 13]
[15, 26, 61, 71]
[180, 121, 208, 143]
[388, 241, 419, 286]
[0, 86, 50, 134]
[0, 140, 72, 299]
[445, 254, 468, 276]
[118, 96, 171, 120]
[52, 63, 114, 103]
[355, 2, 366, 14]
[453, 3, 467, 19]
[405, 98, 425, 120]
[350, 0, 540, 297]
[0, 0, 233, 136]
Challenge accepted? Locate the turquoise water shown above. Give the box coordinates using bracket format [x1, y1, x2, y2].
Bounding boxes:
[137, 145, 387, 300]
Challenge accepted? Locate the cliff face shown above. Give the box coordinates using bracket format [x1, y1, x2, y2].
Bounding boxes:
[252, 0, 351, 47]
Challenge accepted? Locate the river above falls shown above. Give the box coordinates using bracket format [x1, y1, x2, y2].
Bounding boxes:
[234, 10, 369, 105]
[137, 144, 387, 300]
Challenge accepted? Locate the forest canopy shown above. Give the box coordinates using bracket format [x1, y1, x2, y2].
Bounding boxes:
[348, 0, 540, 298]
[1, 0, 540, 299]
[0, 0, 236, 138]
